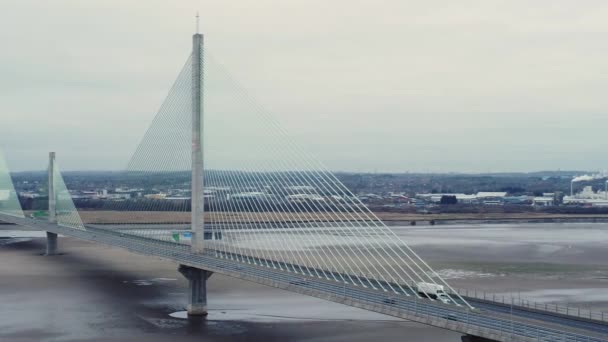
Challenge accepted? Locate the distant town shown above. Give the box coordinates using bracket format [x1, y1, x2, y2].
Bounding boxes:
[3, 170, 608, 217]
[337, 171, 608, 211]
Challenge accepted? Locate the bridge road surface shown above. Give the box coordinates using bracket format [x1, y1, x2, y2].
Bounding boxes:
[1, 213, 607, 342]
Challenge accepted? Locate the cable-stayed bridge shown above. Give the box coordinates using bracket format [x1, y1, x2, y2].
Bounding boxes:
[1, 32, 607, 342]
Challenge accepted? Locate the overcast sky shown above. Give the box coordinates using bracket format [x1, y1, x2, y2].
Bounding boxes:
[1, 0, 607, 172]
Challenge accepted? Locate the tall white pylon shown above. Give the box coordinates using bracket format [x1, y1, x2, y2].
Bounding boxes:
[191, 32, 205, 253]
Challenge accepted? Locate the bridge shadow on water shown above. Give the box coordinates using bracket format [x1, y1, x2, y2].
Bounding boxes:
[1, 236, 460, 341]
[0, 238, 246, 340]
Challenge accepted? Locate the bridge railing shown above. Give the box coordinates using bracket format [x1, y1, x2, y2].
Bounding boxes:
[314, 265, 608, 324]
[278, 272, 604, 342]
[449, 286, 608, 324]
[205, 249, 608, 326]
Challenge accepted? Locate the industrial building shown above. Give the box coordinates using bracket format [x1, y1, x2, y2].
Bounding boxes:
[563, 186, 608, 207]
[416, 192, 507, 205]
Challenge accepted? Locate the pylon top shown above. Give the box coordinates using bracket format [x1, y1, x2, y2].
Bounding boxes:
[196, 12, 200, 34]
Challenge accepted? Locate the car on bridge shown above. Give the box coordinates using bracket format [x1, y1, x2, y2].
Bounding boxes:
[289, 278, 310, 287]
[383, 297, 397, 305]
[416, 282, 451, 304]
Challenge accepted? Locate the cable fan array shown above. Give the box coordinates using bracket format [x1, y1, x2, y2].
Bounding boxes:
[83, 42, 469, 305]
[0, 40, 468, 307]
[0, 150, 24, 218]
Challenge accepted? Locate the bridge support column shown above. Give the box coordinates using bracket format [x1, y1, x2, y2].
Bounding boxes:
[45, 152, 58, 256]
[45, 232, 58, 256]
[179, 265, 212, 316]
[461, 335, 498, 342]
[191, 32, 205, 253]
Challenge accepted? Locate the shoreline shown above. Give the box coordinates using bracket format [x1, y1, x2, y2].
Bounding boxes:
[383, 217, 608, 226]
[8, 211, 608, 227]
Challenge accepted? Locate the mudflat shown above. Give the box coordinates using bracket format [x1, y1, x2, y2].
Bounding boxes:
[0, 236, 458, 342]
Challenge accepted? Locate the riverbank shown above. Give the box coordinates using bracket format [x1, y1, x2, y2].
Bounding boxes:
[374, 212, 608, 226]
[17, 210, 608, 226]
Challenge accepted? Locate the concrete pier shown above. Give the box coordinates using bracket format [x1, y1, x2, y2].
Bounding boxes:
[461, 335, 498, 342]
[178, 265, 212, 316]
[45, 232, 58, 256]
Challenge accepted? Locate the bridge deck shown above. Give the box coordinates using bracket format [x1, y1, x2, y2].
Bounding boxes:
[1, 214, 607, 342]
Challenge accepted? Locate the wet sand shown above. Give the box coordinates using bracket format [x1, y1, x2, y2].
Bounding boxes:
[0, 236, 458, 341]
[397, 223, 608, 312]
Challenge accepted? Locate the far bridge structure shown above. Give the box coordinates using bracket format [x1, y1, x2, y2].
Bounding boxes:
[0, 30, 607, 342]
